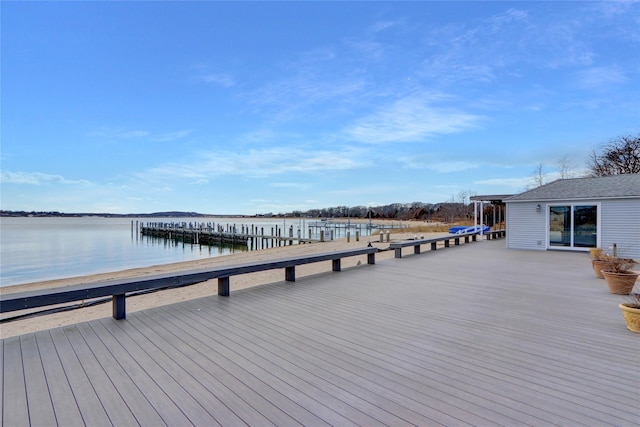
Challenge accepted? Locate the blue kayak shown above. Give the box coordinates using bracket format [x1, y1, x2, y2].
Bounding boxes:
[448, 225, 491, 234]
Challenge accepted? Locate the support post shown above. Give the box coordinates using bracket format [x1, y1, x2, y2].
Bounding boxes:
[414, 245, 421, 255]
[367, 252, 375, 264]
[112, 294, 126, 320]
[444, 239, 450, 248]
[431, 242, 437, 251]
[394, 248, 402, 258]
[285, 266, 295, 282]
[332, 259, 341, 272]
[218, 277, 230, 296]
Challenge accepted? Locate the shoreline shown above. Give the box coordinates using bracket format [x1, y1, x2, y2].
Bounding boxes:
[0, 217, 425, 289]
[1, 230, 450, 338]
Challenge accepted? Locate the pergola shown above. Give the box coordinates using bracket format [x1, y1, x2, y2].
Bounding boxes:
[470, 194, 513, 235]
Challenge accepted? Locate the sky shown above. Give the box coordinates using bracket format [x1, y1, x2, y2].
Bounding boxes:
[1, 1, 639, 215]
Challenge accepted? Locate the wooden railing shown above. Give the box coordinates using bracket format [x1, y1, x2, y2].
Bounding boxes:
[388, 230, 506, 258]
[389, 232, 479, 258]
[0, 247, 377, 320]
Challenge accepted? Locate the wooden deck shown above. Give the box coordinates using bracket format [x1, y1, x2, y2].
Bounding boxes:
[2, 240, 639, 426]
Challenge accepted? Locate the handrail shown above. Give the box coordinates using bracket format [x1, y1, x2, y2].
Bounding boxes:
[389, 232, 479, 258]
[0, 247, 378, 320]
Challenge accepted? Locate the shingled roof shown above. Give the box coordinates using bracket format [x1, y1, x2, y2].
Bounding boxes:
[506, 174, 640, 202]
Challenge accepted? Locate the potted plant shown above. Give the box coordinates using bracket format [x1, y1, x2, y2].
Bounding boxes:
[601, 256, 638, 295]
[589, 247, 603, 259]
[591, 252, 612, 279]
[619, 293, 640, 333]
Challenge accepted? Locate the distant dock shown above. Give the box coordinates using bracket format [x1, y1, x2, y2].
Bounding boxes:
[139, 222, 316, 250]
[136, 220, 404, 250]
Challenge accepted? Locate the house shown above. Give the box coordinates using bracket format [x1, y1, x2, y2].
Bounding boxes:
[504, 174, 640, 259]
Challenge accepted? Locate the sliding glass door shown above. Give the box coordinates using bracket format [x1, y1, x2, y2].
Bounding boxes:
[549, 204, 598, 249]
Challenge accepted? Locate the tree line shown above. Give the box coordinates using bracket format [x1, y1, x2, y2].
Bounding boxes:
[278, 191, 483, 223]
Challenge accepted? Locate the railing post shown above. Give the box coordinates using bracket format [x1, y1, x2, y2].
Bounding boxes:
[367, 251, 375, 264]
[285, 266, 295, 282]
[112, 294, 126, 320]
[218, 277, 230, 296]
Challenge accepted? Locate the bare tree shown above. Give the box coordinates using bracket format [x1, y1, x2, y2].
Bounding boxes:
[556, 154, 572, 179]
[588, 134, 640, 176]
[531, 163, 545, 188]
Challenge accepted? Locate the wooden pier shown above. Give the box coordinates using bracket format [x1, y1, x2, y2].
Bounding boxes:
[139, 222, 324, 250]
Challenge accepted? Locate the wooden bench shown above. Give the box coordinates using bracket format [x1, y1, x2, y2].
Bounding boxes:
[389, 232, 479, 258]
[485, 230, 506, 240]
[0, 247, 377, 320]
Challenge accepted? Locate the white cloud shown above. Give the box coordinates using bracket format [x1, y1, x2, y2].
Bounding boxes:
[371, 20, 398, 33]
[427, 161, 479, 173]
[150, 130, 192, 142]
[399, 156, 479, 173]
[345, 94, 482, 144]
[251, 74, 365, 122]
[474, 176, 532, 189]
[133, 146, 369, 184]
[488, 8, 529, 31]
[0, 171, 92, 186]
[575, 66, 628, 89]
[271, 182, 310, 190]
[201, 73, 235, 87]
[90, 127, 190, 142]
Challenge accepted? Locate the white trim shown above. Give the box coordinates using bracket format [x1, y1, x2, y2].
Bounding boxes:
[545, 203, 601, 251]
[507, 196, 640, 203]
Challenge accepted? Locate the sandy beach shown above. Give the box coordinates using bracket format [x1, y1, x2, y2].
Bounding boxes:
[1, 226, 449, 338]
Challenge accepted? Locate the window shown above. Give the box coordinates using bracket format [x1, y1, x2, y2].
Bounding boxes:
[549, 204, 598, 249]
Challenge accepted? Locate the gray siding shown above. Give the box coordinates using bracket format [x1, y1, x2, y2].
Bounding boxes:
[600, 199, 640, 259]
[506, 202, 546, 250]
[507, 198, 640, 258]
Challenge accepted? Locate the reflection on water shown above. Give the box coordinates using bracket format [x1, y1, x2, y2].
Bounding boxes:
[0, 216, 381, 287]
[0, 217, 247, 287]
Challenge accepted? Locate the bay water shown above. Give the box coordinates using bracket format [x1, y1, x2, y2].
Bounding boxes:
[0, 216, 349, 287]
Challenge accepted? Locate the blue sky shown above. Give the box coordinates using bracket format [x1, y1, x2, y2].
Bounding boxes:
[2, 1, 639, 215]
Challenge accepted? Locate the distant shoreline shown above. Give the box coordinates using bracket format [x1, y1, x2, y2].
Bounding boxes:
[0, 210, 248, 218]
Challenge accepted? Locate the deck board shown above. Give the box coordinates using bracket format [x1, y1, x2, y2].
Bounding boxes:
[46, 328, 112, 426]
[150, 305, 377, 427]
[124, 314, 326, 426]
[20, 334, 57, 426]
[30, 332, 85, 426]
[2, 336, 29, 426]
[2, 240, 639, 426]
[60, 326, 141, 426]
[75, 321, 191, 426]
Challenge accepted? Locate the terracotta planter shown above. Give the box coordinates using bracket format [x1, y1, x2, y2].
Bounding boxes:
[619, 303, 640, 333]
[602, 270, 639, 295]
[592, 259, 611, 279]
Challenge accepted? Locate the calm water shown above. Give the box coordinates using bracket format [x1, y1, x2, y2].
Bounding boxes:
[0, 216, 332, 287]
